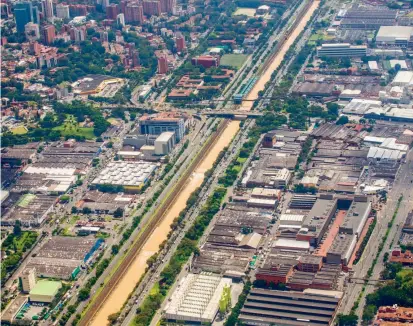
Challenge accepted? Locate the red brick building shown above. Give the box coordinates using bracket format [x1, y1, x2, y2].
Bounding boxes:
[191, 55, 220, 68]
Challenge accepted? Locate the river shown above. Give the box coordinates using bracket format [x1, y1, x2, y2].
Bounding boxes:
[91, 1, 320, 324]
[91, 121, 240, 326]
[240, 0, 320, 111]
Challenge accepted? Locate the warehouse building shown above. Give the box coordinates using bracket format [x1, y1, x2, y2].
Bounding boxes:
[164, 273, 231, 323]
[339, 6, 396, 30]
[289, 194, 317, 209]
[29, 280, 62, 303]
[92, 161, 158, 193]
[1, 193, 57, 227]
[376, 26, 413, 47]
[326, 234, 357, 265]
[339, 198, 371, 237]
[239, 288, 342, 326]
[297, 197, 338, 246]
[27, 236, 103, 280]
[317, 43, 367, 57]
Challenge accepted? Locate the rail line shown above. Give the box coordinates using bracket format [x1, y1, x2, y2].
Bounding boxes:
[79, 119, 229, 326]
[259, 0, 314, 75]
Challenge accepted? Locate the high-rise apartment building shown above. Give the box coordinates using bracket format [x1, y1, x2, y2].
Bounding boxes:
[25, 22, 40, 41]
[56, 3, 70, 19]
[42, 0, 54, 20]
[157, 55, 168, 74]
[42, 24, 56, 44]
[160, 0, 175, 13]
[175, 34, 186, 52]
[106, 3, 118, 19]
[125, 4, 144, 23]
[143, 0, 161, 16]
[70, 26, 85, 42]
[117, 13, 125, 26]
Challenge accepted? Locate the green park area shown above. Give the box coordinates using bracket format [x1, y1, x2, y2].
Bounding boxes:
[308, 31, 335, 45]
[220, 54, 249, 69]
[1, 226, 38, 282]
[52, 115, 95, 140]
[233, 7, 256, 17]
[11, 125, 28, 135]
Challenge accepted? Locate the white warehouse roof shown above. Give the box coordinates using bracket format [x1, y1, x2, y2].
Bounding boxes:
[273, 238, 310, 250]
[392, 71, 413, 86]
[376, 26, 413, 42]
[164, 273, 231, 323]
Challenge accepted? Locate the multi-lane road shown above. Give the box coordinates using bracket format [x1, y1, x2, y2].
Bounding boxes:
[339, 147, 413, 318]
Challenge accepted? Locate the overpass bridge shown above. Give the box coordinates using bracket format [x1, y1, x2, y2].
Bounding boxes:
[201, 111, 263, 118]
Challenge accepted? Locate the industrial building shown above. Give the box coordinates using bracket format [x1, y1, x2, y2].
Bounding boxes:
[316, 43, 367, 57]
[243, 167, 291, 189]
[326, 234, 357, 265]
[27, 236, 103, 280]
[289, 194, 317, 209]
[29, 280, 62, 303]
[1, 193, 57, 227]
[376, 26, 413, 47]
[239, 288, 342, 326]
[77, 191, 134, 215]
[193, 205, 272, 275]
[273, 239, 310, 251]
[92, 161, 158, 192]
[297, 197, 338, 246]
[339, 198, 371, 237]
[164, 273, 231, 323]
[139, 112, 186, 142]
[339, 6, 396, 29]
[72, 74, 125, 96]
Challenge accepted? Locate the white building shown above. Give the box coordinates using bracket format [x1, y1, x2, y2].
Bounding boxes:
[117, 13, 125, 27]
[154, 131, 175, 155]
[279, 214, 305, 226]
[164, 273, 232, 323]
[20, 268, 37, 293]
[376, 26, 413, 47]
[391, 71, 413, 86]
[273, 238, 310, 251]
[270, 168, 291, 188]
[25, 23, 40, 41]
[367, 147, 404, 163]
[317, 43, 367, 57]
[56, 3, 70, 19]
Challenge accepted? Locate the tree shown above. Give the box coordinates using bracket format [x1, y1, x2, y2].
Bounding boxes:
[71, 207, 78, 214]
[78, 288, 90, 301]
[337, 314, 358, 326]
[111, 244, 119, 255]
[107, 312, 120, 324]
[394, 63, 401, 72]
[13, 221, 22, 236]
[336, 115, 349, 125]
[113, 207, 124, 218]
[60, 195, 70, 202]
[82, 207, 92, 214]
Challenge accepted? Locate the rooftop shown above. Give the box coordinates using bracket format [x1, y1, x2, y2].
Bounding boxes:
[29, 280, 62, 296]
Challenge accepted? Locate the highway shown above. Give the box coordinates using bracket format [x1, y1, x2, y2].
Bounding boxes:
[339, 148, 413, 319]
[119, 119, 255, 326]
[60, 117, 212, 325]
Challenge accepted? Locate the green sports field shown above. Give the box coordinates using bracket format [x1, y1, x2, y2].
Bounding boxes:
[220, 54, 249, 69]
